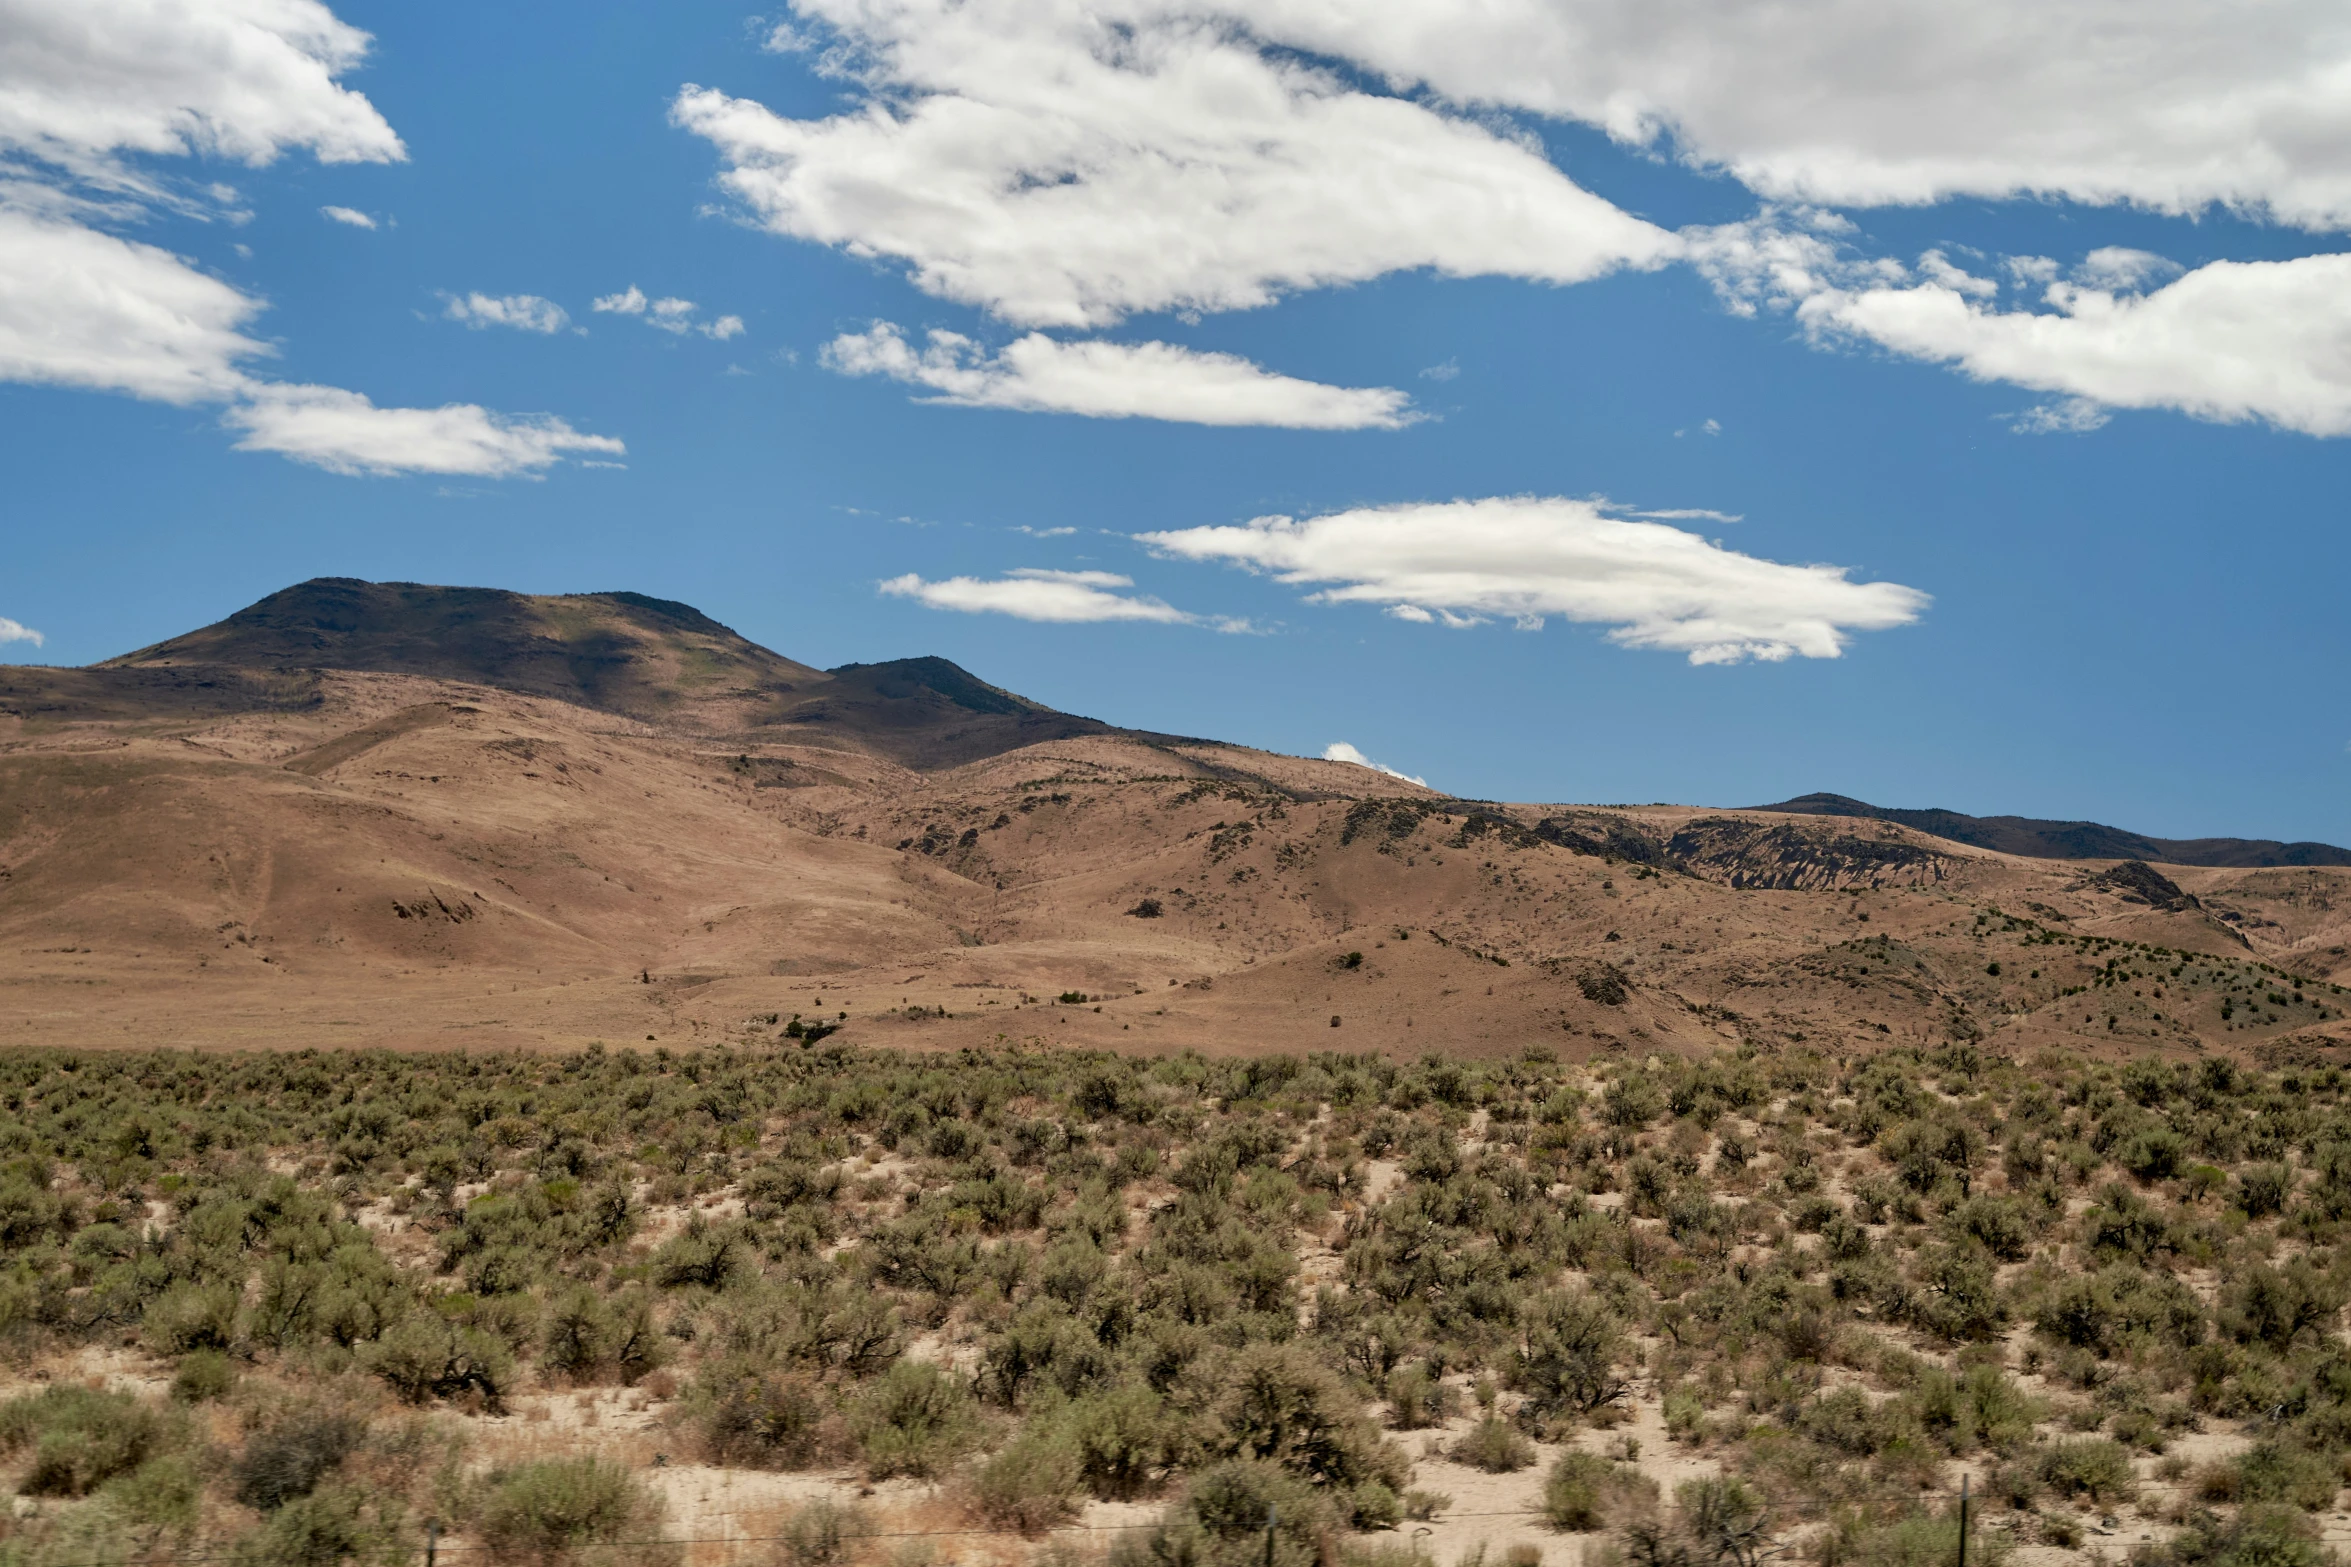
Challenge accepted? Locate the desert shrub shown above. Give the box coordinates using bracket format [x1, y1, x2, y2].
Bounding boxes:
[233, 1407, 368, 1511]
[1216, 1343, 1405, 1492]
[1947, 1197, 2034, 1262]
[364, 1314, 514, 1409]
[774, 1500, 865, 1567]
[1510, 1291, 1628, 1430]
[2223, 1262, 2345, 1350]
[2035, 1266, 2205, 1356]
[2234, 1165, 2295, 1219]
[851, 1359, 978, 1479]
[1622, 1476, 1770, 1567]
[692, 1359, 831, 1469]
[1385, 1363, 1455, 1429]
[1454, 1414, 1536, 1473]
[143, 1279, 242, 1354]
[1112, 1460, 1334, 1567]
[1543, 1451, 1651, 1532]
[2229, 1443, 2340, 1511]
[2137, 1505, 2329, 1567]
[172, 1347, 238, 1403]
[1068, 1383, 1176, 1499]
[973, 1416, 1086, 1532]
[231, 1482, 408, 1567]
[478, 1456, 659, 1565]
[1814, 1505, 2009, 1567]
[0, 1385, 171, 1497]
[2036, 1438, 2136, 1504]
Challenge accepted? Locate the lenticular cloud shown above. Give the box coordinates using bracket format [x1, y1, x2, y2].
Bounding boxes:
[1141, 497, 1928, 665]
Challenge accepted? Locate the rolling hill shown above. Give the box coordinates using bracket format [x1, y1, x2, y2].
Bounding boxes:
[2, 579, 2346, 1057]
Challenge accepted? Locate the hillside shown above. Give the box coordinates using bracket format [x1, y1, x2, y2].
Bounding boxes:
[1, 581, 2347, 1055]
[1756, 792, 2351, 869]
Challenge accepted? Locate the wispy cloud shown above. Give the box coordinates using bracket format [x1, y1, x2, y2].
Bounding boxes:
[824, 322, 1416, 428]
[225, 384, 624, 478]
[441, 292, 569, 334]
[0, 617, 45, 648]
[880, 567, 1249, 630]
[1141, 495, 1927, 665]
[319, 205, 376, 228]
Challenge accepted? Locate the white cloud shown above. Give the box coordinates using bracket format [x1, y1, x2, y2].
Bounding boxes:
[594, 286, 740, 338]
[0, 206, 263, 402]
[0, 0, 621, 478]
[224, 384, 625, 477]
[823, 322, 1416, 428]
[441, 292, 569, 334]
[673, 1, 1673, 330]
[0, 0, 404, 183]
[319, 204, 374, 228]
[0, 617, 44, 647]
[1140, 495, 1928, 665]
[1225, 0, 2351, 228]
[1322, 742, 1426, 788]
[1419, 359, 1460, 382]
[880, 568, 1201, 625]
[1697, 218, 2351, 437]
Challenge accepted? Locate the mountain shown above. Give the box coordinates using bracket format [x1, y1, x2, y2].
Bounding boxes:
[1751, 792, 2351, 868]
[2, 580, 2347, 1054]
[32, 577, 1140, 768]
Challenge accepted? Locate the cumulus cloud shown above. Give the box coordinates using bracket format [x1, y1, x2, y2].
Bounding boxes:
[823, 322, 1416, 428]
[0, 0, 620, 477]
[0, 617, 44, 647]
[1227, 0, 2351, 228]
[441, 292, 569, 333]
[1695, 217, 2351, 437]
[594, 286, 742, 338]
[0, 207, 264, 402]
[1322, 742, 1426, 788]
[0, 0, 405, 183]
[318, 204, 374, 227]
[1140, 496, 1928, 665]
[224, 384, 626, 477]
[879, 567, 1208, 625]
[673, 0, 1673, 330]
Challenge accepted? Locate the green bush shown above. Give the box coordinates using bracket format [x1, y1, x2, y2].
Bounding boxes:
[0, 1385, 171, 1497]
[478, 1456, 658, 1565]
[774, 1499, 864, 1567]
[233, 1407, 368, 1512]
[1542, 1451, 1649, 1532]
[1385, 1364, 1455, 1430]
[851, 1360, 977, 1479]
[171, 1347, 238, 1403]
[232, 1482, 408, 1567]
[143, 1279, 242, 1354]
[1814, 1505, 2010, 1567]
[2036, 1438, 2136, 1504]
[1453, 1415, 1536, 1473]
[2231, 1443, 2340, 1511]
[692, 1360, 831, 1469]
[2140, 1505, 2329, 1567]
[1068, 1383, 1175, 1499]
[364, 1315, 514, 1409]
[972, 1416, 1085, 1533]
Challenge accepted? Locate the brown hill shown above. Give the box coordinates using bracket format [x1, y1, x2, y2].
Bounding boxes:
[1754, 791, 2351, 868]
[2, 581, 2347, 1058]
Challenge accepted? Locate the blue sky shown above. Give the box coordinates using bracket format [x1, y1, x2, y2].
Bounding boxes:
[3, 0, 2348, 843]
